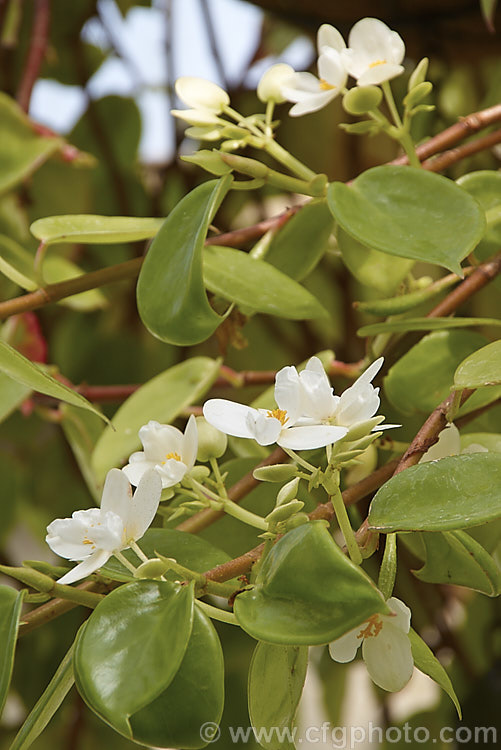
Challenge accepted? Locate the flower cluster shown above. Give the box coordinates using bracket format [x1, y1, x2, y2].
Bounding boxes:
[280, 18, 405, 116]
[203, 357, 396, 451]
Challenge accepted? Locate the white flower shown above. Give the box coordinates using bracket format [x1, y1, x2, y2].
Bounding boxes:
[281, 49, 348, 116]
[123, 415, 198, 489]
[275, 356, 396, 432]
[175, 76, 229, 113]
[341, 18, 405, 86]
[46, 469, 162, 585]
[203, 373, 348, 451]
[257, 63, 295, 103]
[316, 23, 346, 55]
[329, 597, 413, 692]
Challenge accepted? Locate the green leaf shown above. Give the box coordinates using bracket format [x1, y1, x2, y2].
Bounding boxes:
[234, 522, 388, 645]
[0, 234, 37, 290]
[0, 372, 31, 424]
[41, 256, 108, 311]
[248, 643, 308, 750]
[137, 177, 232, 346]
[129, 604, 224, 749]
[203, 246, 327, 320]
[30, 215, 163, 246]
[90, 356, 220, 483]
[461, 432, 501, 453]
[60, 404, 105, 501]
[101, 528, 230, 582]
[0, 339, 108, 423]
[480, 0, 498, 31]
[337, 226, 414, 295]
[453, 340, 501, 389]
[413, 530, 501, 595]
[10, 641, 75, 750]
[265, 200, 334, 280]
[368, 454, 501, 532]
[74, 580, 194, 737]
[409, 628, 461, 717]
[0, 586, 25, 715]
[327, 166, 485, 274]
[0, 93, 63, 195]
[358, 317, 501, 336]
[384, 330, 487, 415]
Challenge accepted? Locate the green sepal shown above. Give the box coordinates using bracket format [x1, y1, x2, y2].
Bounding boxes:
[409, 628, 461, 718]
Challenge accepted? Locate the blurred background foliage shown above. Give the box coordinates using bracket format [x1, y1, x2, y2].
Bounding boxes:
[0, 0, 500, 747]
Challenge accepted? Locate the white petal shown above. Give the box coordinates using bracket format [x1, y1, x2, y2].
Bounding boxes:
[185, 126, 223, 141]
[182, 414, 198, 471]
[170, 108, 223, 126]
[257, 63, 295, 103]
[252, 412, 283, 446]
[274, 365, 303, 424]
[317, 49, 348, 90]
[122, 458, 155, 487]
[299, 359, 338, 420]
[282, 72, 322, 97]
[317, 24, 346, 54]
[362, 624, 414, 692]
[278, 424, 348, 450]
[348, 18, 405, 67]
[175, 76, 229, 112]
[56, 549, 111, 585]
[156, 459, 188, 488]
[385, 597, 412, 633]
[100, 468, 132, 519]
[420, 424, 461, 463]
[126, 468, 162, 541]
[328, 628, 362, 663]
[357, 63, 405, 86]
[139, 421, 183, 461]
[355, 357, 384, 386]
[288, 91, 337, 117]
[203, 399, 259, 439]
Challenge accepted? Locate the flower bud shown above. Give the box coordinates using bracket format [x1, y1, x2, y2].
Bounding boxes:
[186, 465, 211, 482]
[276, 476, 300, 505]
[134, 558, 170, 579]
[181, 150, 232, 176]
[266, 499, 304, 524]
[253, 464, 297, 483]
[403, 81, 433, 109]
[185, 125, 224, 142]
[408, 58, 429, 92]
[344, 416, 385, 442]
[284, 512, 310, 531]
[171, 108, 222, 126]
[343, 86, 382, 115]
[175, 77, 230, 113]
[345, 444, 378, 486]
[257, 64, 295, 103]
[195, 416, 228, 461]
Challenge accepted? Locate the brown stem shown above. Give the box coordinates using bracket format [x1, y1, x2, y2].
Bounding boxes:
[205, 205, 301, 247]
[18, 580, 104, 637]
[16, 0, 50, 112]
[421, 128, 501, 173]
[427, 250, 501, 318]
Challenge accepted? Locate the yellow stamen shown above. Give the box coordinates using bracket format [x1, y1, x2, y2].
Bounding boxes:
[82, 538, 95, 547]
[267, 408, 288, 426]
[369, 59, 386, 69]
[319, 78, 335, 91]
[161, 451, 181, 465]
[357, 614, 383, 639]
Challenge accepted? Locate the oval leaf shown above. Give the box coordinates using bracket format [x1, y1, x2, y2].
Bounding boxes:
[137, 177, 232, 345]
[368, 454, 501, 532]
[0, 234, 37, 290]
[0, 586, 25, 714]
[266, 200, 334, 280]
[234, 522, 388, 645]
[90, 356, 220, 482]
[409, 628, 461, 717]
[30, 215, 163, 245]
[204, 245, 327, 320]
[0, 339, 108, 422]
[74, 580, 194, 737]
[327, 166, 485, 274]
[248, 643, 308, 750]
[129, 605, 224, 749]
[454, 340, 501, 389]
[413, 530, 501, 596]
[358, 317, 501, 336]
[0, 372, 31, 424]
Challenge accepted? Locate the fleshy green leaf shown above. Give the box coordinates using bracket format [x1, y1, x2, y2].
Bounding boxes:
[128, 605, 224, 749]
[384, 330, 487, 415]
[101, 528, 230, 582]
[60, 404, 105, 501]
[10, 641, 75, 750]
[234, 522, 388, 645]
[409, 628, 461, 717]
[368, 454, 501, 532]
[265, 200, 334, 280]
[0, 372, 31, 424]
[0, 93, 63, 195]
[42, 256, 108, 311]
[90, 356, 220, 483]
[0, 586, 25, 714]
[0, 339, 108, 422]
[337, 226, 413, 295]
[327, 166, 485, 274]
[248, 643, 307, 750]
[358, 317, 501, 336]
[0, 234, 37, 290]
[413, 530, 501, 595]
[74, 580, 194, 737]
[203, 245, 327, 320]
[137, 177, 232, 346]
[30, 215, 163, 246]
[453, 340, 501, 389]
[457, 171, 501, 261]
